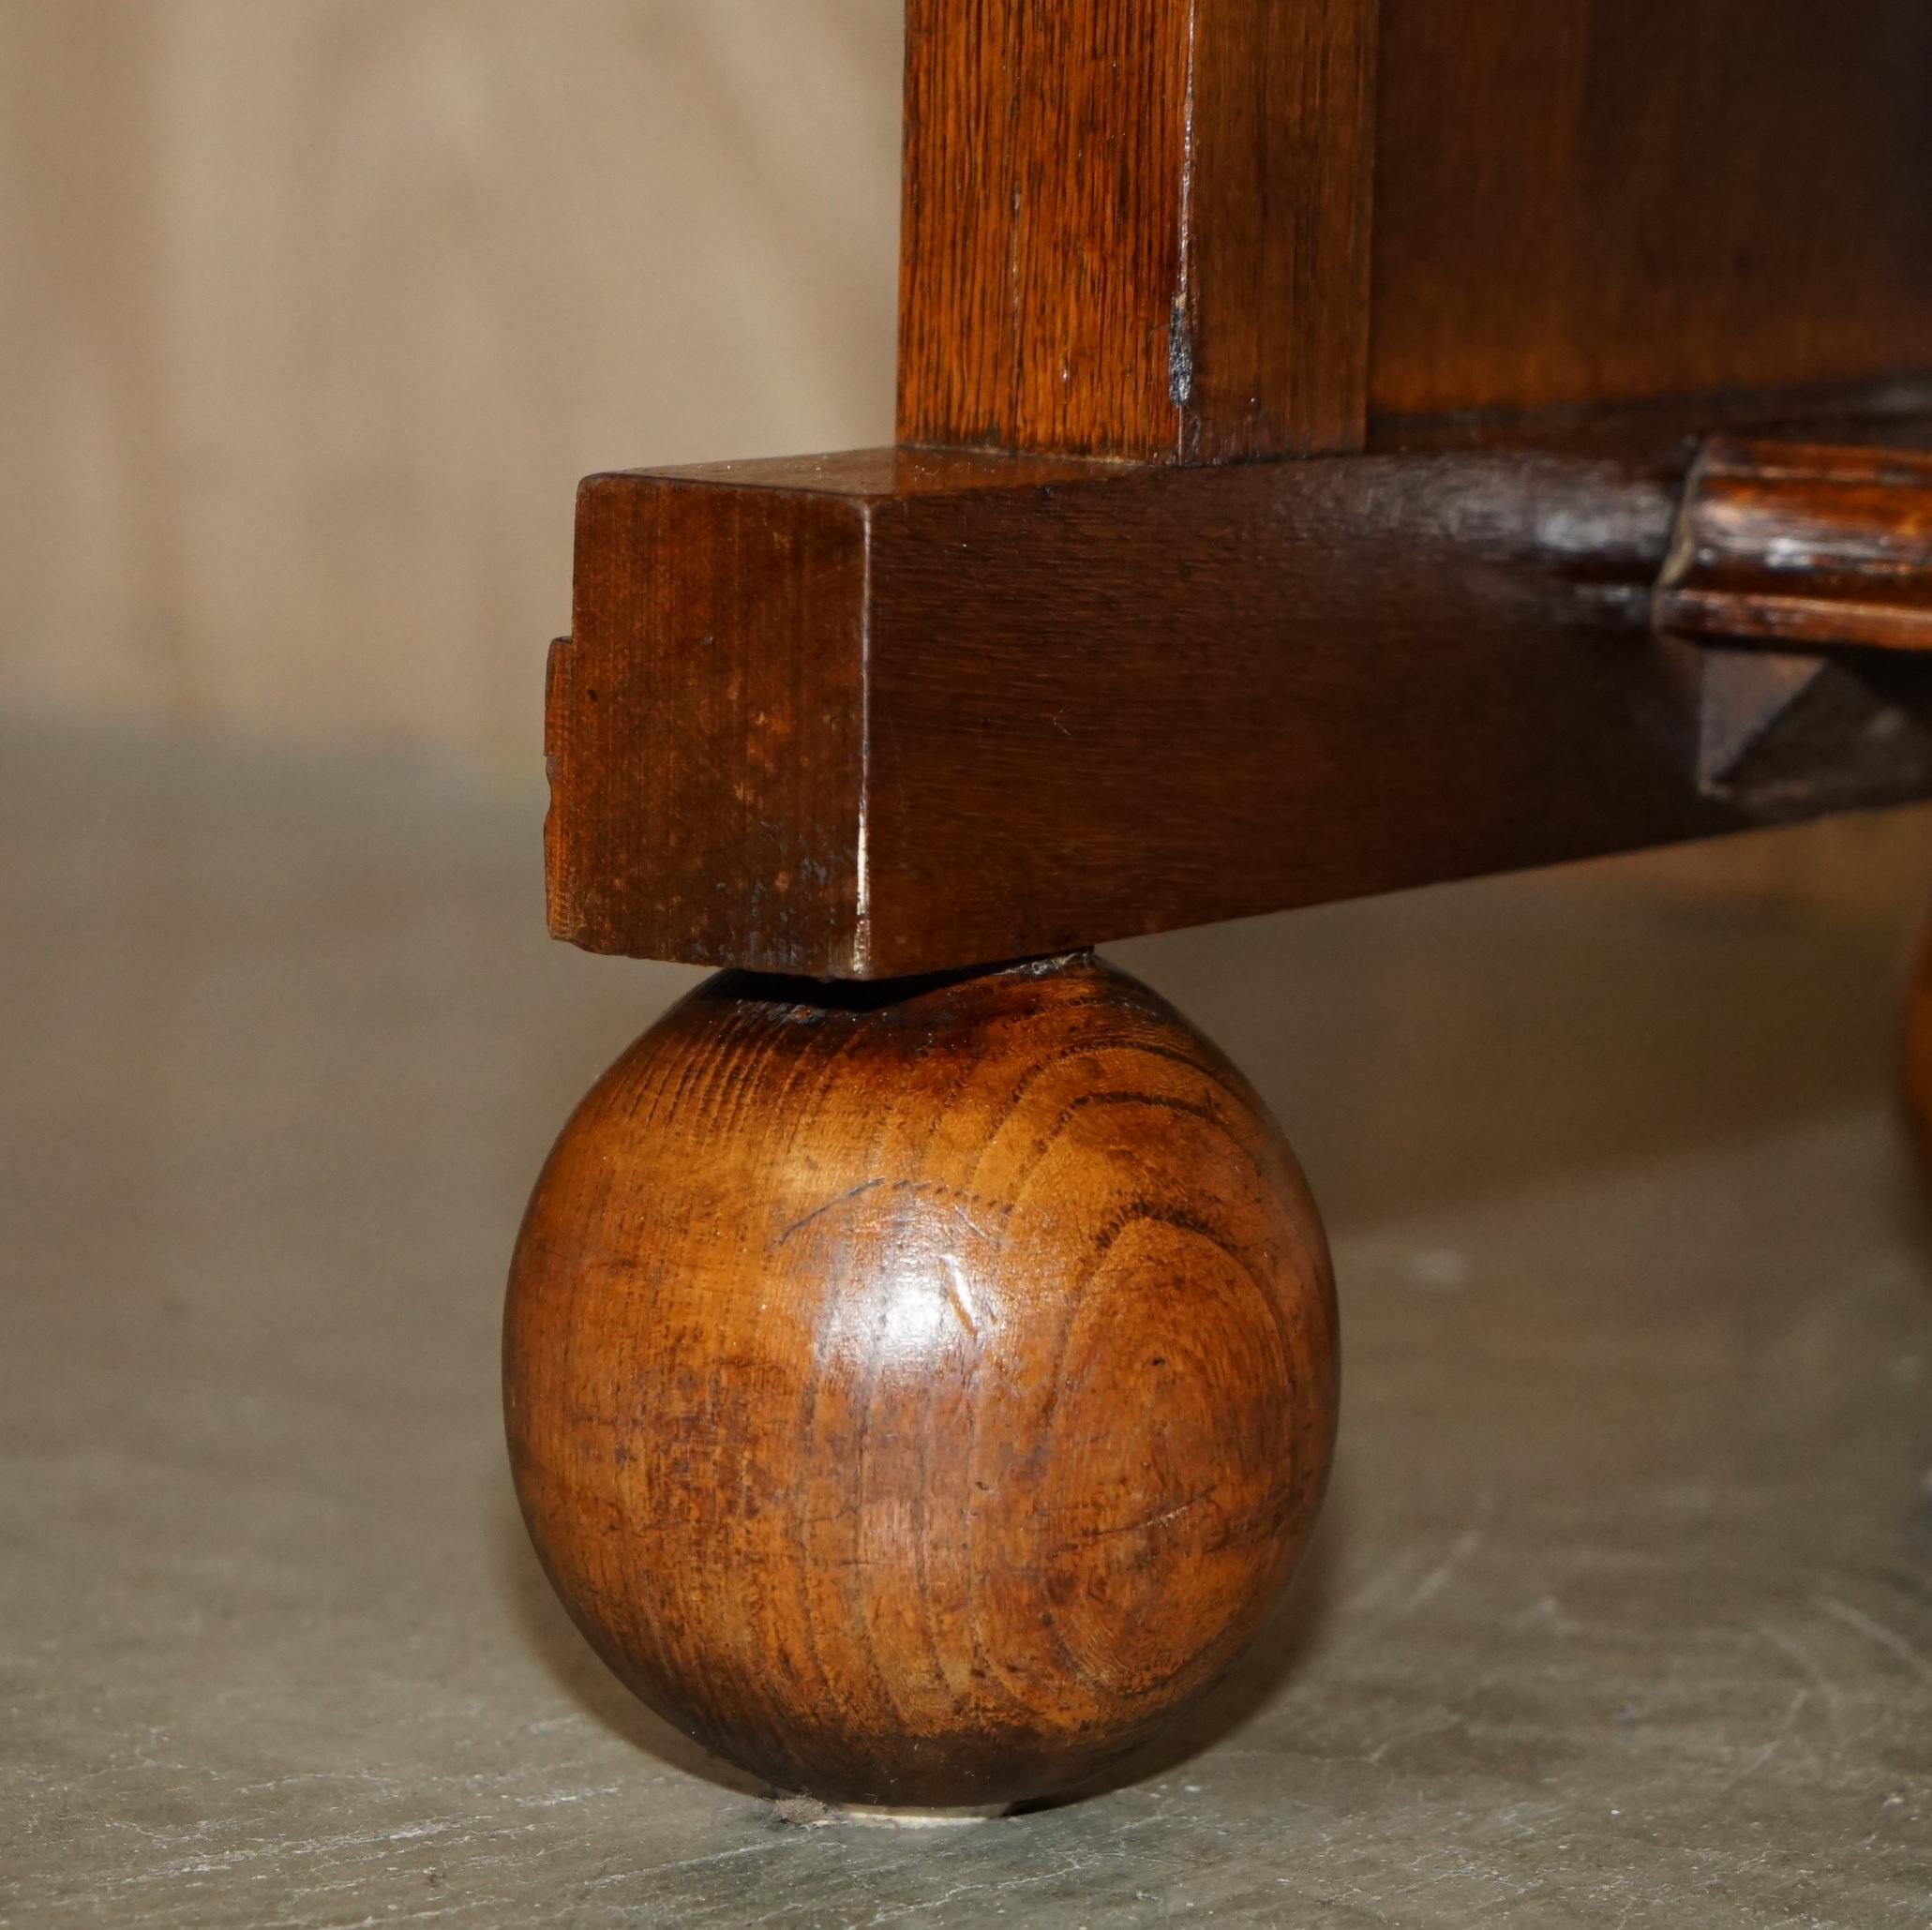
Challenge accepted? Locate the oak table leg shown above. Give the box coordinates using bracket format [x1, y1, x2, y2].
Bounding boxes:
[503, 952, 1338, 1815]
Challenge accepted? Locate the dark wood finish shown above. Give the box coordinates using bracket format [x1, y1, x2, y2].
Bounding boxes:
[547, 472, 876, 965]
[1369, 381, 1932, 460]
[897, 0, 1377, 461]
[549, 429, 1932, 980]
[504, 953, 1339, 1809]
[1675, 645, 1932, 806]
[1370, 1, 1932, 425]
[1655, 435, 1932, 799]
[901, 2, 1932, 451]
[1682, 648, 1835, 795]
[551, 448, 1106, 975]
[521, 0, 1932, 1824]
[1656, 439, 1932, 654]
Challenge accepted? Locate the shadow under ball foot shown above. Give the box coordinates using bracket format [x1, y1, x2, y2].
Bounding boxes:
[1906, 911, 1932, 1164]
[776, 1799, 1012, 1828]
[503, 953, 1339, 1810]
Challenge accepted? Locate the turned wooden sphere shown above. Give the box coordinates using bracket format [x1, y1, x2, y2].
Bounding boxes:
[504, 953, 1338, 1809]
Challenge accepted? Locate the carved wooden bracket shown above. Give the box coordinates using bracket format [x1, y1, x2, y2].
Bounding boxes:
[1656, 437, 1932, 650]
[1655, 437, 1932, 797]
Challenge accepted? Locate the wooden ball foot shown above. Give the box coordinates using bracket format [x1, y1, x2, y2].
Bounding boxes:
[504, 953, 1338, 1810]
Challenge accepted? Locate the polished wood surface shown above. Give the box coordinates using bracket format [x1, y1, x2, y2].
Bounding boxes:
[523, 0, 1932, 1823]
[547, 468, 878, 969]
[898, 1, 1932, 456]
[550, 416, 1932, 979]
[504, 953, 1339, 1808]
[1370, 0, 1932, 424]
[1657, 439, 1932, 654]
[898, 0, 1376, 460]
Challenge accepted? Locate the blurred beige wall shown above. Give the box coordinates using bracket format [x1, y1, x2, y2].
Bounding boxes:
[0, 0, 903, 770]
[2, 1, 1925, 920]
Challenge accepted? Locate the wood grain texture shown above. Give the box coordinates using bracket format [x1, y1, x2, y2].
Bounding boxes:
[897, 0, 1376, 461]
[549, 422, 1932, 979]
[1656, 440, 1932, 654]
[549, 470, 874, 965]
[503, 952, 1339, 1809]
[548, 447, 1104, 974]
[1370, 0, 1932, 424]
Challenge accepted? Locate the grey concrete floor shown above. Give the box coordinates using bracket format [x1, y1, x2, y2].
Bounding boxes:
[4, 718, 1931, 1927]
